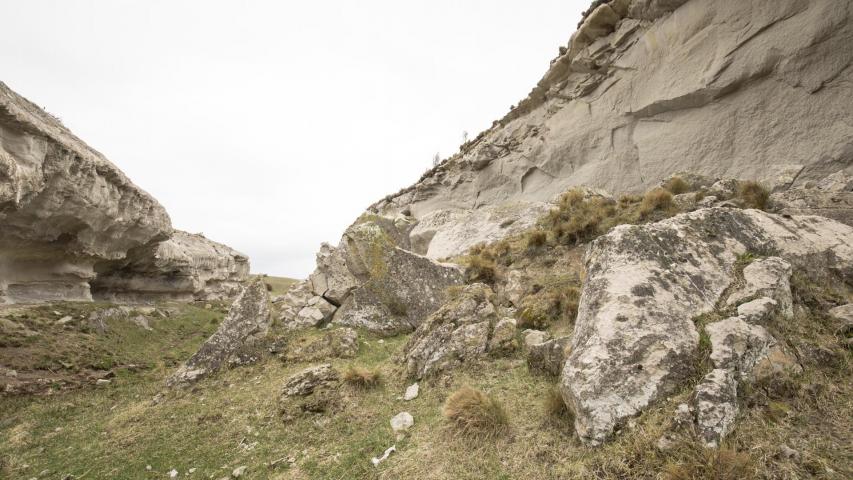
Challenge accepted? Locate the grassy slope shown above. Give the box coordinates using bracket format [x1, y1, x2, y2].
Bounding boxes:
[257, 276, 300, 296]
[2, 291, 850, 479]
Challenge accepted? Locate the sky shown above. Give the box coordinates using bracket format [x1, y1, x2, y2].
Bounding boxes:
[1, 0, 587, 278]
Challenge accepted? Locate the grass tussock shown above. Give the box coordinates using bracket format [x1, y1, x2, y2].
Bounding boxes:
[543, 386, 575, 424]
[518, 285, 580, 329]
[663, 176, 691, 195]
[342, 366, 382, 388]
[443, 386, 508, 438]
[662, 446, 756, 480]
[638, 188, 674, 218]
[525, 229, 548, 250]
[463, 254, 497, 285]
[737, 181, 770, 210]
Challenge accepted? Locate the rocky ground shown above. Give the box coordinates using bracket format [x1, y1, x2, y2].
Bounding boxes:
[2, 177, 851, 479]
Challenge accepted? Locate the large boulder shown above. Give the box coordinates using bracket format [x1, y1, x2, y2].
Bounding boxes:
[771, 172, 853, 227]
[308, 215, 463, 335]
[403, 283, 511, 378]
[167, 279, 271, 386]
[561, 208, 853, 446]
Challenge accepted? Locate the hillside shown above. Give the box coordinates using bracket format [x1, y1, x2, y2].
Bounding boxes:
[2, 0, 853, 479]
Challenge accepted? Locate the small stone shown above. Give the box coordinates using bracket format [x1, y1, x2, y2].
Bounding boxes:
[231, 465, 247, 478]
[371, 445, 396, 466]
[188, 467, 197, 473]
[390, 412, 414, 433]
[522, 329, 551, 350]
[403, 383, 419, 401]
[56, 316, 73, 325]
[96, 379, 111, 386]
[778, 444, 800, 462]
[168, 469, 178, 478]
[146, 465, 152, 471]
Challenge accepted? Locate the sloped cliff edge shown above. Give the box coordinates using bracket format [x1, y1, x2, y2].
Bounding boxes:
[364, 0, 853, 260]
[0, 82, 248, 304]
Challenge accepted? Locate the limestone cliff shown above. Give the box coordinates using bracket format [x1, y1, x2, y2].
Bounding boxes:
[368, 0, 853, 259]
[0, 82, 248, 303]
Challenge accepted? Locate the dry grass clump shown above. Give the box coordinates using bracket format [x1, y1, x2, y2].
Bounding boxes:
[663, 176, 691, 195]
[463, 254, 497, 285]
[638, 188, 674, 218]
[525, 229, 548, 250]
[543, 386, 575, 424]
[342, 366, 382, 389]
[662, 446, 756, 480]
[443, 386, 508, 438]
[518, 285, 580, 329]
[737, 181, 770, 210]
[546, 191, 617, 245]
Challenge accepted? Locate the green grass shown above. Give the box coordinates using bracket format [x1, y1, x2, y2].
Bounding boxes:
[2, 263, 851, 479]
[255, 275, 299, 295]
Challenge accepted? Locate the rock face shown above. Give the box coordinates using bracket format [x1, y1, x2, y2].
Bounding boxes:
[403, 284, 514, 378]
[560, 208, 853, 446]
[300, 215, 464, 335]
[363, 0, 853, 261]
[91, 231, 249, 302]
[0, 81, 249, 304]
[167, 280, 271, 387]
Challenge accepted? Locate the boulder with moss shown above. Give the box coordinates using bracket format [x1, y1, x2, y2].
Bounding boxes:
[561, 208, 853, 446]
[306, 215, 463, 335]
[167, 279, 271, 387]
[404, 283, 516, 378]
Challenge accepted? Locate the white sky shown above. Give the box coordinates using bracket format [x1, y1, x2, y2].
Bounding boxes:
[1, 0, 586, 278]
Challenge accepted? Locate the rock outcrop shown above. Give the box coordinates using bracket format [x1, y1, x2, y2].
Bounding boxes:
[364, 0, 853, 261]
[288, 215, 464, 335]
[560, 208, 853, 445]
[403, 283, 516, 379]
[91, 231, 249, 302]
[167, 279, 271, 387]
[0, 81, 249, 304]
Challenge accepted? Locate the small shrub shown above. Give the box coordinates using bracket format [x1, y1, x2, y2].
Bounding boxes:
[525, 229, 548, 250]
[545, 190, 616, 245]
[737, 181, 769, 210]
[543, 387, 574, 423]
[464, 255, 497, 285]
[342, 366, 381, 388]
[639, 188, 673, 218]
[663, 176, 690, 195]
[443, 386, 508, 438]
[518, 286, 581, 329]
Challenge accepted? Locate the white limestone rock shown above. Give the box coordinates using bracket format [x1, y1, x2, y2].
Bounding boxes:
[726, 257, 793, 318]
[560, 208, 853, 445]
[167, 280, 271, 387]
[693, 369, 739, 448]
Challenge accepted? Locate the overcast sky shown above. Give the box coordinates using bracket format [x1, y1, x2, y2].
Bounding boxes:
[2, 0, 586, 278]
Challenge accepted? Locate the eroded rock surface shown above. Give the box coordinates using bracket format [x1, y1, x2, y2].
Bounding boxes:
[403, 284, 511, 379]
[304, 216, 463, 335]
[167, 280, 271, 387]
[91, 231, 249, 302]
[561, 208, 853, 445]
[0, 82, 249, 304]
[366, 0, 853, 261]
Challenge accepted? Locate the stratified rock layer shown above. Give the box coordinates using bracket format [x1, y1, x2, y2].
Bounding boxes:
[91, 231, 249, 302]
[561, 208, 853, 446]
[0, 82, 249, 303]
